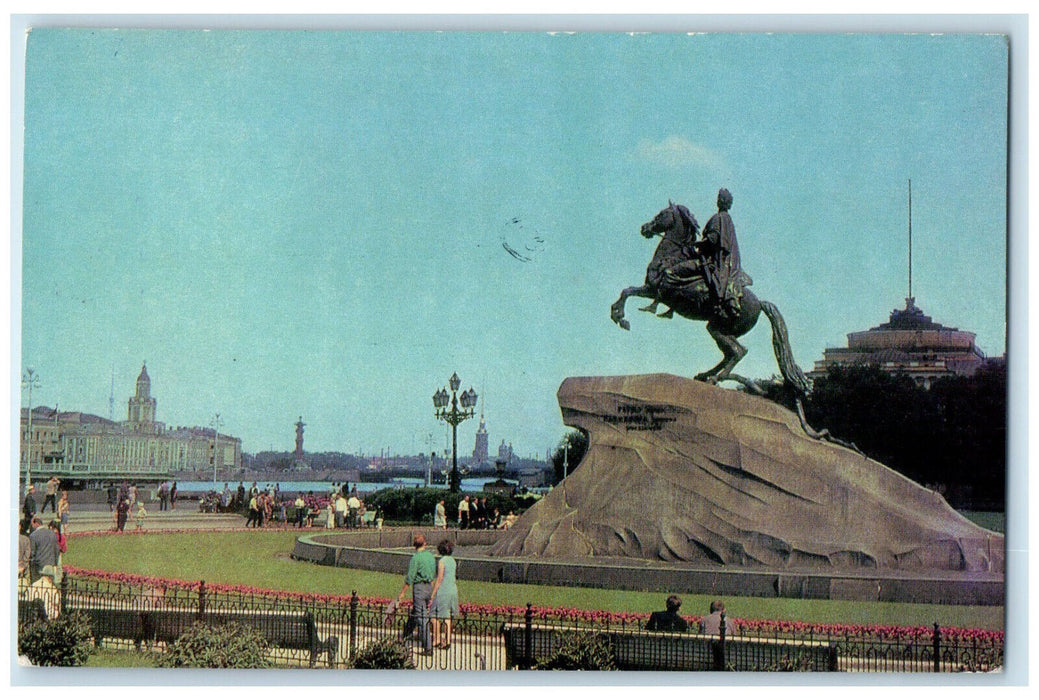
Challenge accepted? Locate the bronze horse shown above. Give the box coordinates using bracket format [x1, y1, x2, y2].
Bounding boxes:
[610, 202, 810, 396]
[610, 203, 859, 450]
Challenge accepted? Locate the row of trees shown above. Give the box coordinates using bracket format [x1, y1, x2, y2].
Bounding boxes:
[548, 362, 1006, 511]
[797, 363, 1006, 510]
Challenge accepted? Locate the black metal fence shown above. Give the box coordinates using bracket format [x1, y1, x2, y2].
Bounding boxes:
[21, 574, 1003, 672]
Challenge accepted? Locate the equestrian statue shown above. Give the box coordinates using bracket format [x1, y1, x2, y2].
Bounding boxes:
[610, 189, 857, 450]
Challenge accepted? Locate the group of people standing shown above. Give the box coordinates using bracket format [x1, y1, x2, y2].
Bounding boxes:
[454, 495, 504, 530]
[329, 489, 365, 529]
[21, 477, 70, 535]
[155, 480, 178, 511]
[106, 481, 150, 531]
[18, 489, 68, 620]
[245, 483, 280, 527]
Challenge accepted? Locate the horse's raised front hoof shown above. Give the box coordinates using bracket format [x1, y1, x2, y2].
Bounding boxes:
[610, 305, 629, 330]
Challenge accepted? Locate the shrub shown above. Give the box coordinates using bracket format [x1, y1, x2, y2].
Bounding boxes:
[18, 612, 95, 667]
[347, 636, 415, 669]
[158, 622, 271, 668]
[757, 651, 816, 672]
[364, 487, 535, 524]
[535, 631, 618, 670]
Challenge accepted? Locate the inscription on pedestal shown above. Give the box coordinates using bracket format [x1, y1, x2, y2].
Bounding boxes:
[604, 402, 689, 431]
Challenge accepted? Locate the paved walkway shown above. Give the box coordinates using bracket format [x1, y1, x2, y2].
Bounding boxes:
[61, 506, 248, 534]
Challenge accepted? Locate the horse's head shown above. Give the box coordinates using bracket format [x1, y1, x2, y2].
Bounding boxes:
[641, 201, 698, 242]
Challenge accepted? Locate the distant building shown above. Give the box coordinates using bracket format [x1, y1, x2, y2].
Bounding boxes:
[517, 467, 545, 488]
[809, 298, 987, 388]
[497, 439, 514, 463]
[19, 363, 242, 486]
[472, 413, 489, 463]
[127, 364, 160, 432]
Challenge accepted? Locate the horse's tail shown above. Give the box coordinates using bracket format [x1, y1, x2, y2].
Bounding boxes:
[760, 300, 811, 397]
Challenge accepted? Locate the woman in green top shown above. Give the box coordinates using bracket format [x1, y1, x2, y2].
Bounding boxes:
[429, 539, 459, 649]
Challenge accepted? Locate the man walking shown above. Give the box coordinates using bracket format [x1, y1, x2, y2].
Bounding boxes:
[396, 533, 436, 655]
[42, 476, 60, 513]
[28, 515, 59, 584]
[22, 484, 38, 532]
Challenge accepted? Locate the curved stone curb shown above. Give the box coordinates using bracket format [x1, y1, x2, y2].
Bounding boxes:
[290, 528, 1004, 606]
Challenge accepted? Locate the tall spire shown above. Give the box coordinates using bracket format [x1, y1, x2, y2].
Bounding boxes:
[908, 179, 913, 303]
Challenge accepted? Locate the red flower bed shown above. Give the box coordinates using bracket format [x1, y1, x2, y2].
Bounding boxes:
[62, 564, 1002, 645]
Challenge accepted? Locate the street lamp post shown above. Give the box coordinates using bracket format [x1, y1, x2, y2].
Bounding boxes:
[433, 372, 478, 493]
[211, 413, 223, 485]
[22, 367, 40, 490]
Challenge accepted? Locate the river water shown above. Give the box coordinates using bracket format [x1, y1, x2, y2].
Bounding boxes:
[168, 476, 524, 495]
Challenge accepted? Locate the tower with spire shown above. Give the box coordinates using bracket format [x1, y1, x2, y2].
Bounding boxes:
[127, 362, 159, 432]
[471, 387, 489, 465]
[473, 413, 489, 465]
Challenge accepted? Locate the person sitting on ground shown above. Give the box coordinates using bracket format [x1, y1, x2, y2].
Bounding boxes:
[699, 599, 737, 636]
[645, 595, 689, 632]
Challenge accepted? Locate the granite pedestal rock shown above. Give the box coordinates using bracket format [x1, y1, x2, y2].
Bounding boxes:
[492, 374, 1003, 573]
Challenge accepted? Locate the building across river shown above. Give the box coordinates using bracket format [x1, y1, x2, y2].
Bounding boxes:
[19, 363, 241, 488]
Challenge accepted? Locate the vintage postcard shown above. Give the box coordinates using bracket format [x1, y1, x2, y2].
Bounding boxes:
[11, 16, 1023, 687]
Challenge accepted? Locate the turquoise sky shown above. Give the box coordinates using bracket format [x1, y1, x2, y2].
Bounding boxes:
[18, 29, 1009, 457]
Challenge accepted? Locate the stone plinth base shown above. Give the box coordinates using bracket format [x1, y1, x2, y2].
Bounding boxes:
[490, 374, 1003, 574]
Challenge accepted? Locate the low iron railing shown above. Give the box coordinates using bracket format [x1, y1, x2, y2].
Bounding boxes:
[20, 573, 1003, 672]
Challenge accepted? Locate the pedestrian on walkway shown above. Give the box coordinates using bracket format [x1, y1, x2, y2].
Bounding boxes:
[397, 533, 435, 655]
[28, 516, 58, 583]
[57, 491, 70, 530]
[42, 476, 60, 513]
[429, 539, 459, 649]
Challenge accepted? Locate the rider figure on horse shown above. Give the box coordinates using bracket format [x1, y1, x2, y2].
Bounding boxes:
[663, 188, 752, 321]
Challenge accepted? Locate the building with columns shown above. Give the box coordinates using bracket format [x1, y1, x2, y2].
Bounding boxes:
[19, 363, 241, 487]
[809, 298, 988, 388]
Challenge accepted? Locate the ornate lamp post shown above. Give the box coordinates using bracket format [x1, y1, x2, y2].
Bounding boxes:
[433, 372, 478, 493]
[22, 367, 40, 490]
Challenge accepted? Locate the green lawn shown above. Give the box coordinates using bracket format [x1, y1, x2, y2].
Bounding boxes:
[961, 511, 1005, 534]
[84, 650, 160, 667]
[64, 530, 1004, 632]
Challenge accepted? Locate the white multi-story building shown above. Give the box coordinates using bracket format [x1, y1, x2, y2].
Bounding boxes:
[19, 363, 241, 486]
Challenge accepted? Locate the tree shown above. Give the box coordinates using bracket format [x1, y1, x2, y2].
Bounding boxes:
[550, 430, 589, 485]
[796, 363, 1006, 510]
